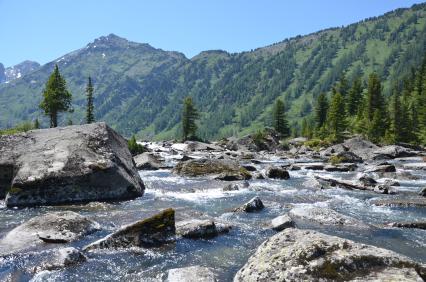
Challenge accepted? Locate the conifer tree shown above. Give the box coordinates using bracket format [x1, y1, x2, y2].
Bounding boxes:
[386, 88, 403, 143]
[273, 98, 290, 137]
[315, 93, 328, 129]
[337, 73, 349, 97]
[182, 96, 199, 141]
[39, 65, 72, 127]
[365, 73, 384, 120]
[346, 77, 363, 116]
[86, 76, 95, 124]
[326, 92, 347, 142]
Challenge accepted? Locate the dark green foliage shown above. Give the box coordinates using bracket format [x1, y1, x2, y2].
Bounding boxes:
[346, 77, 363, 116]
[128, 135, 146, 156]
[86, 76, 95, 124]
[39, 65, 72, 127]
[182, 97, 199, 141]
[326, 92, 347, 142]
[273, 98, 290, 137]
[314, 93, 328, 129]
[365, 73, 387, 141]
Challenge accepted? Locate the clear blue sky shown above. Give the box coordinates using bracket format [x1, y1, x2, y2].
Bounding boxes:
[0, 0, 424, 67]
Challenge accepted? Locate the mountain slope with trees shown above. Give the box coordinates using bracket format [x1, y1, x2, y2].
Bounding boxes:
[1, 3, 426, 140]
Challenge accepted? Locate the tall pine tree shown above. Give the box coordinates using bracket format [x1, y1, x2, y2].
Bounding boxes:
[39, 65, 72, 127]
[273, 98, 290, 137]
[326, 92, 347, 142]
[315, 92, 328, 129]
[182, 96, 199, 141]
[86, 76, 95, 124]
[346, 77, 363, 116]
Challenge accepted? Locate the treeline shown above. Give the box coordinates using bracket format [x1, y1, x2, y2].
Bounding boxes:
[301, 52, 426, 145]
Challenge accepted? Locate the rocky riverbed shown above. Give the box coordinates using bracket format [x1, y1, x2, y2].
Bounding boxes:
[0, 130, 425, 281]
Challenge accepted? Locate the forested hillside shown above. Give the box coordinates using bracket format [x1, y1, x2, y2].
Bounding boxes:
[1, 2, 426, 140]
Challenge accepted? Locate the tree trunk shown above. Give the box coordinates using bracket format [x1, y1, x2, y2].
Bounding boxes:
[50, 112, 58, 128]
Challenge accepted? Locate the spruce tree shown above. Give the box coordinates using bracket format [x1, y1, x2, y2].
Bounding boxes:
[387, 88, 402, 143]
[337, 73, 349, 97]
[346, 77, 363, 116]
[365, 73, 384, 120]
[326, 92, 347, 142]
[315, 93, 328, 129]
[273, 98, 290, 137]
[182, 96, 199, 141]
[86, 76, 95, 124]
[39, 65, 72, 127]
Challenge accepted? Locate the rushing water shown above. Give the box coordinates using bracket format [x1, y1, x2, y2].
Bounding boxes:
[0, 157, 425, 281]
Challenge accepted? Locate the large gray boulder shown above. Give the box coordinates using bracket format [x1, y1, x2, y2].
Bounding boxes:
[84, 208, 175, 251]
[133, 152, 164, 170]
[234, 229, 426, 281]
[373, 145, 417, 160]
[0, 123, 144, 207]
[0, 211, 99, 256]
[173, 158, 251, 180]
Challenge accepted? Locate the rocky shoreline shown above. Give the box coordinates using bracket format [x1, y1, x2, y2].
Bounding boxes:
[0, 124, 425, 281]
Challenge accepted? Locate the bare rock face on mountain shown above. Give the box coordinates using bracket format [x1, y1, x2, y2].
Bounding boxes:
[0, 122, 144, 207]
[234, 229, 426, 281]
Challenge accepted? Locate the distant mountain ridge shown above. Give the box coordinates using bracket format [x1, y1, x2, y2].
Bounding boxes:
[1, 3, 426, 140]
[0, 60, 40, 83]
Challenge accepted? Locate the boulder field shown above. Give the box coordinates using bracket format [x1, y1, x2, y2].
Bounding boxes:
[0, 122, 144, 207]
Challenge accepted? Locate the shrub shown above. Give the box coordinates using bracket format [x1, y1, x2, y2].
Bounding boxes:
[128, 135, 146, 156]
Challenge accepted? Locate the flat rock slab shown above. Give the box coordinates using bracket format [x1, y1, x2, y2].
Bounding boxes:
[84, 208, 175, 251]
[270, 214, 295, 231]
[167, 266, 217, 282]
[0, 122, 144, 207]
[133, 152, 164, 170]
[0, 211, 99, 256]
[234, 228, 426, 281]
[289, 206, 368, 228]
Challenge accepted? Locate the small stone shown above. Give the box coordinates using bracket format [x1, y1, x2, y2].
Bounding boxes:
[270, 214, 295, 231]
[266, 167, 290, 179]
[234, 197, 264, 212]
[223, 184, 239, 191]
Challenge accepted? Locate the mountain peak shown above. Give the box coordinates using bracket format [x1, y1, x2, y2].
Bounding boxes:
[87, 34, 153, 51]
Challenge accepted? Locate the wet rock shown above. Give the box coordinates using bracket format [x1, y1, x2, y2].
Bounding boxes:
[296, 162, 325, 170]
[420, 187, 426, 197]
[167, 266, 217, 282]
[315, 175, 367, 191]
[368, 164, 396, 173]
[242, 165, 257, 172]
[185, 141, 223, 152]
[334, 151, 363, 163]
[266, 167, 290, 179]
[371, 198, 426, 207]
[0, 211, 99, 256]
[387, 221, 426, 230]
[234, 197, 264, 212]
[403, 162, 426, 170]
[234, 228, 426, 281]
[223, 184, 239, 191]
[342, 137, 379, 160]
[373, 145, 416, 160]
[357, 174, 377, 187]
[35, 247, 87, 272]
[254, 173, 265, 180]
[180, 155, 193, 162]
[84, 208, 175, 251]
[288, 206, 368, 227]
[176, 219, 230, 239]
[270, 214, 295, 231]
[373, 184, 396, 194]
[289, 164, 301, 170]
[0, 122, 144, 207]
[324, 163, 357, 172]
[287, 137, 307, 146]
[133, 152, 163, 170]
[173, 158, 251, 180]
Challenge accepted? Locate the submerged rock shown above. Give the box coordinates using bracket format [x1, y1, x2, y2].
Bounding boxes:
[266, 166, 290, 179]
[176, 219, 230, 239]
[167, 266, 217, 282]
[357, 174, 377, 187]
[133, 152, 164, 170]
[84, 208, 175, 251]
[0, 211, 99, 256]
[270, 214, 295, 231]
[387, 221, 426, 230]
[234, 196, 264, 212]
[288, 206, 368, 227]
[371, 197, 426, 207]
[234, 229, 426, 281]
[373, 184, 396, 194]
[223, 184, 239, 191]
[368, 163, 397, 173]
[173, 158, 251, 180]
[35, 247, 87, 272]
[0, 122, 144, 207]
[314, 175, 367, 191]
